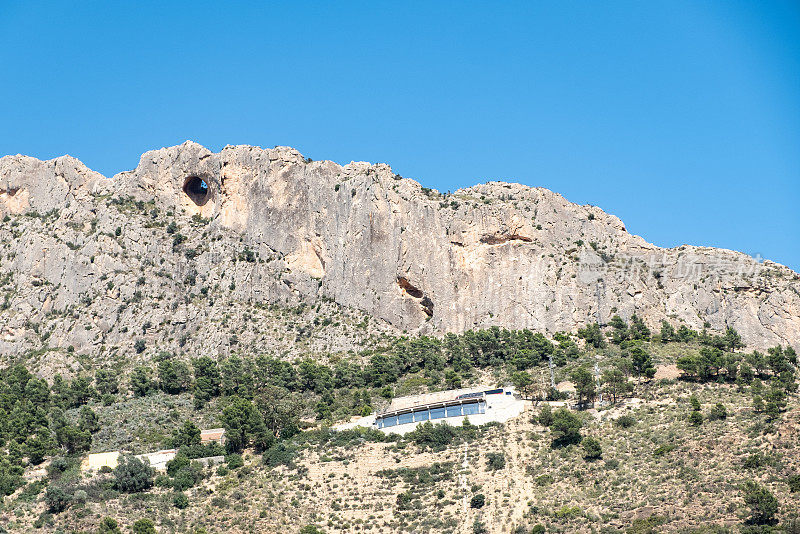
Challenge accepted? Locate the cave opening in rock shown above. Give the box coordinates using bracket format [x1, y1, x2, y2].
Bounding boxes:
[183, 176, 211, 206]
[2, 188, 19, 197]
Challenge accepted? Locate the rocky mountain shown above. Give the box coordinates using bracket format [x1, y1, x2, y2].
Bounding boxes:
[1, 141, 798, 367]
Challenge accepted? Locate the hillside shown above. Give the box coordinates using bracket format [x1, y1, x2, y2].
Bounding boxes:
[0, 144, 798, 534]
[1, 141, 799, 365]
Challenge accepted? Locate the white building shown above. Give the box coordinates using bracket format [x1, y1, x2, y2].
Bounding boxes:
[335, 386, 525, 435]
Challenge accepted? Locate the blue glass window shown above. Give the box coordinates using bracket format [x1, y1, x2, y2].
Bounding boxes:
[384, 415, 398, 428]
[413, 410, 429, 422]
[462, 403, 480, 416]
[430, 407, 445, 420]
[446, 405, 462, 417]
[398, 412, 414, 425]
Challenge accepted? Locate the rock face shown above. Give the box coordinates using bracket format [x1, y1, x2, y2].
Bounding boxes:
[1, 142, 798, 358]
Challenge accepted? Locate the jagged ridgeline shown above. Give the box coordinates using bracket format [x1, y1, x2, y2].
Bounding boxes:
[0, 141, 799, 367]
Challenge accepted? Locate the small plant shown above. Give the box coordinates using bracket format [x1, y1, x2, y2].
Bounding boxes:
[788, 474, 800, 493]
[689, 410, 704, 426]
[97, 517, 121, 534]
[741, 481, 778, 524]
[485, 452, 506, 471]
[653, 443, 677, 457]
[226, 453, 244, 469]
[131, 518, 157, 534]
[708, 403, 727, 421]
[44, 486, 71, 513]
[173, 492, 189, 509]
[614, 415, 636, 428]
[470, 494, 486, 509]
[114, 455, 155, 493]
[582, 437, 602, 460]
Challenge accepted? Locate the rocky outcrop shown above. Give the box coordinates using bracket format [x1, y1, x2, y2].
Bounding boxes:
[1, 141, 798, 356]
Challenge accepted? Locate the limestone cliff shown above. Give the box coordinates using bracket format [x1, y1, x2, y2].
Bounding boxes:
[1, 142, 798, 361]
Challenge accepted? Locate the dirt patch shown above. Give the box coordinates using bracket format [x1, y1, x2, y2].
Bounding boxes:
[654, 364, 681, 380]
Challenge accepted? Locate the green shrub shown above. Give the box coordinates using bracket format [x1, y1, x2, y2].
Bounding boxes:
[226, 453, 244, 469]
[788, 474, 800, 493]
[614, 415, 636, 428]
[554, 505, 581, 518]
[470, 494, 485, 509]
[549, 407, 582, 447]
[582, 437, 602, 460]
[538, 405, 553, 426]
[113, 456, 154, 493]
[131, 518, 156, 534]
[653, 444, 677, 457]
[741, 481, 778, 524]
[708, 403, 728, 421]
[173, 492, 189, 509]
[408, 421, 458, 450]
[44, 486, 71, 513]
[97, 517, 121, 534]
[263, 442, 297, 468]
[485, 452, 505, 471]
[689, 410, 703, 426]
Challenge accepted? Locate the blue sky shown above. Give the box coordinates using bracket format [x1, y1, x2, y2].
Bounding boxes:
[2, 1, 799, 270]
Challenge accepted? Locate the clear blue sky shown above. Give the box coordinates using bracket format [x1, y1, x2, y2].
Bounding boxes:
[2, 1, 799, 270]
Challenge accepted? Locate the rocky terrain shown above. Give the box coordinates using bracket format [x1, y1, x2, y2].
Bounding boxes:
[1, 143, 799, 534]
[1, 141, 798, 372]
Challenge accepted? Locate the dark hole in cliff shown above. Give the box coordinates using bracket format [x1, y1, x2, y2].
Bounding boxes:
[397, 276, 424, 299]
[183, 176, 210, 206]
[3, 188, 19, 197]
[420, 296, 434, 317]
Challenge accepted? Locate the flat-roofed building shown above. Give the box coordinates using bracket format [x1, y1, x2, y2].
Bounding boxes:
[200, 428, 226, 445]
[81, 451, 121, 471]
[334, 386, 525, 435]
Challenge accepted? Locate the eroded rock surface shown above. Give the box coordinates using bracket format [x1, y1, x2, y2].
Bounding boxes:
[1, 141, 798, 359]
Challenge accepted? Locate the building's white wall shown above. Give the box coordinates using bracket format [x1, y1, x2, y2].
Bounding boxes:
[333, 390, 525, 435]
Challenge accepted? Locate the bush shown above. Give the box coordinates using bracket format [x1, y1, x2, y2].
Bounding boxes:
[470, 493, 485, 509]
[708, 403, 728, 421]
[688, 410, 703, 426]
[263, 442, 297, 468]
[299, 526, 325, 534]
[485, 452, 505, 471]
[614, 415, 636, 428]
[171, 462, 204, 491]
[173, 491, 189, 509]
[98, 517, 121, 534]
[166, 454, 189, 477]
[472, 518, 488, 534]
[408, 421, 458, 450]
[788, 474, 800, 493]
[653, 443, 677, 457]
[741, 481, 778, 524]
[131, 518, 156, 534]
[72, 489, 87, 504]
[582, 437, 602, 460]
[44, 486, 71, 513]
[549, 407, 582, 447]
[46, 457, 72, 480]
[226, 453, 244, 469]
[537, 405, 553, 426]
[114, 456, 154, 493]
